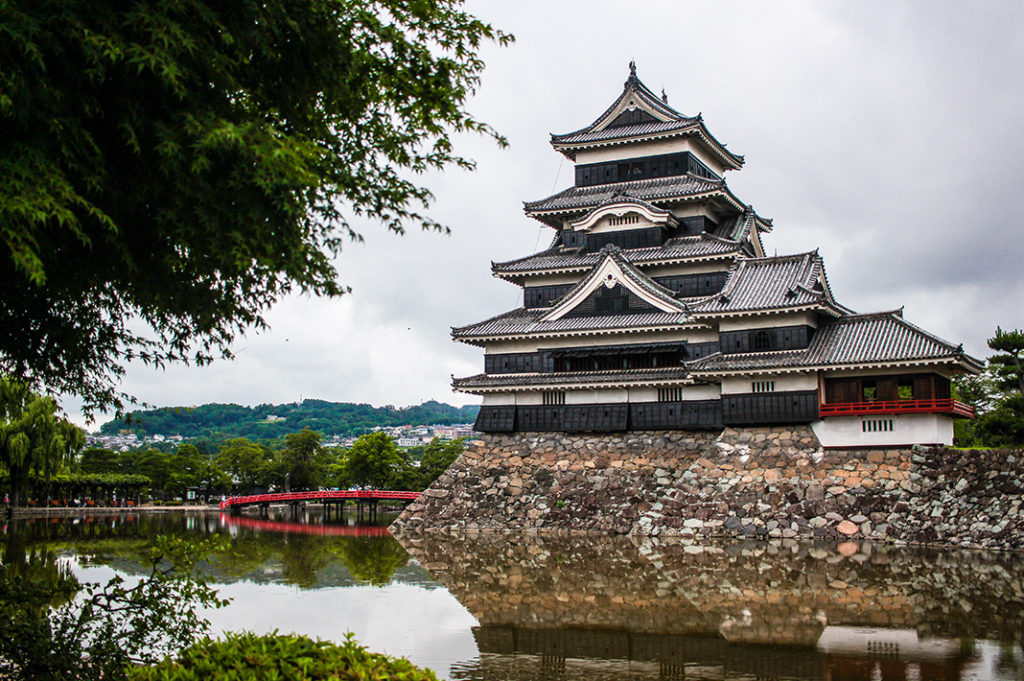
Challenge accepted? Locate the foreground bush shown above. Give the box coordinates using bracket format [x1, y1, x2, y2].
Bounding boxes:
[128, 632, 439, 681]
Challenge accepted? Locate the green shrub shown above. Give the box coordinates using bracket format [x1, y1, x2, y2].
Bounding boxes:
[128, 632, 439, 681]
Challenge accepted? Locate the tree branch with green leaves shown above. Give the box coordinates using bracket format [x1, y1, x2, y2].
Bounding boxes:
[0, 0, 512, 413]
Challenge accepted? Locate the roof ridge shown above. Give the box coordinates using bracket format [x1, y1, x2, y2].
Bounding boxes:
[552, 63, 694, 141]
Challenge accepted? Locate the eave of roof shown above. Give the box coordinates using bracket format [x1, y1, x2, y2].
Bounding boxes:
[523, 175, 743, 227]
[491, 234, 745, 280]
[452, 367, 695, 393]
[552, 120, 745, 169]
[451, 307, 700, 346]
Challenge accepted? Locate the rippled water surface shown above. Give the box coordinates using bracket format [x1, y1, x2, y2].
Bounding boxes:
[3, 510, 1023, 680]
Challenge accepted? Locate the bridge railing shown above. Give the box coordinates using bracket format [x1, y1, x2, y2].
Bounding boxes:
[219, 489, 420, 509]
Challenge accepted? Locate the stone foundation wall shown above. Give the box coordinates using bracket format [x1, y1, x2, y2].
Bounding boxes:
[391, 427, 1024, 550]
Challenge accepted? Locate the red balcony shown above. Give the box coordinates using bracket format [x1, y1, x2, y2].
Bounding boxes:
[819, 398, 975, 419]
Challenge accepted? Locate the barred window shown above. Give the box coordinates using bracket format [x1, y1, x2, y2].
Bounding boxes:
[862, 418, 894, 433]
[542, 391, 566, 406]
[657, 387, 684, 402]
[752, 381, 776, 393]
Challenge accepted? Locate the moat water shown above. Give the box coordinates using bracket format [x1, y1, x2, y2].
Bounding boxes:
[2, 510, 1023, 680]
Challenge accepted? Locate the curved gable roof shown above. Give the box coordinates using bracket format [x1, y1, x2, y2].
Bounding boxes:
[549, 63, 743, 168]
[542, 245, 689, 321]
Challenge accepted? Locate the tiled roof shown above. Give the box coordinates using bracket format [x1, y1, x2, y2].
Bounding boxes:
[689, 252, 838, 315]
[453, 367, 693, 391]
[688, 311, 984, 373]
[548, 64, 743, 167]
[492, 235, 743, 277]
[524, 175, 725, 215]
[551, 64, 695, 145]
[452, 307, 692, 341]
[552, 119, 701, 145]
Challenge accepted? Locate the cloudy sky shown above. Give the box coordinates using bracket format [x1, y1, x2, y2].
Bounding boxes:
[67, 1, 1024, 428]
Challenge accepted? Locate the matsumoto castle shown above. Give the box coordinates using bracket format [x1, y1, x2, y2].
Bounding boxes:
[453, 64, 981, 448]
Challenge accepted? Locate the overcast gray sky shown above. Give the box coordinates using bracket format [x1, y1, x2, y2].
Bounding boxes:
[67, 1, 1024, 428]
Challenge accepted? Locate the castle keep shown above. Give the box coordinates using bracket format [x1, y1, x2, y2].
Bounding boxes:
[453, 64, 980, 448]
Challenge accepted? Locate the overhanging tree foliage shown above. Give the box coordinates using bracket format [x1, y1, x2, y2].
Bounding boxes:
[1, 0, 511, 412]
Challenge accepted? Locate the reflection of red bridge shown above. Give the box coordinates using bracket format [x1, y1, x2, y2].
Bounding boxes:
[219, 514, 392, 537]
[219, 489, 420, 510]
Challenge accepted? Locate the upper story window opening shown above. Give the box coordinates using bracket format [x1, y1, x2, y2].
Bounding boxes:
[608, 214, 640, 227]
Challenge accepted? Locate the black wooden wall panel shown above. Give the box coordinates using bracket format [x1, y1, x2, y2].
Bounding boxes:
[629, 400, 723, 429]
[563, 404, 628, 432]
[484, 352, 551, 374]
[474, 406, 516, 432]
[563, 283, 657, 317]
[720, 326, 813, 355]
[515, 405, 564, 431]
[686, 341, 720, 360]
[654, 272, 729, 297]
[524, 284, 575, 308]
[584, 227, 664, 252]
[574, 151, 719, 187]
[721, 391, 819, 425]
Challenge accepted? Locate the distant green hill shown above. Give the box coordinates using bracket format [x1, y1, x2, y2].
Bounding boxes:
[98, 399, 479, 441]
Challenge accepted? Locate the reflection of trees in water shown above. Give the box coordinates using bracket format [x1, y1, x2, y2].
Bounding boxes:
[335, 536, 409, 586]
[280, 534, 335, 589]
[206, 528, 412, 588]
[3, 513, 415, 589]
[1, 518, 80, 607]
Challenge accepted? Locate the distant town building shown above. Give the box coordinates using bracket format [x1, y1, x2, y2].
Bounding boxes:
[453, 64, 981, 447]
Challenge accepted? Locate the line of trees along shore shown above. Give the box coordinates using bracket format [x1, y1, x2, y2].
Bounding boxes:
[4, 412, 466, 506]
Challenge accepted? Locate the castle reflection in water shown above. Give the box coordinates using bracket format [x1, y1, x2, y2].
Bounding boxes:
[396, 531, 1024, 681]
[4, 512, 1022, 680]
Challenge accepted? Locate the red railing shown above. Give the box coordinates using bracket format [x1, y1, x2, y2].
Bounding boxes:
[219, 514, 392, 537]
[219, 489, 420, 510]
[819, 398, 975, 418]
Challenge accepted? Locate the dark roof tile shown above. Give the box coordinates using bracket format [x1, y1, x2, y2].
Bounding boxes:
[688, 311, 983, 372]
[689, 252, 835, 314]
[524, 175, 724, 214]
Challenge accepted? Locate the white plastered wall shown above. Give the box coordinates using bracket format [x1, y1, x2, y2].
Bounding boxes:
[565, 388, 628, 404]
[587, 215, 657, 234]
[641, 261, 733, 277]
[720, 374, 818, 394]
[811, 414, 954, 448]
[718, 312, 819, 332]
[481, 393, 515, 406]
[519, 273, 584, 287]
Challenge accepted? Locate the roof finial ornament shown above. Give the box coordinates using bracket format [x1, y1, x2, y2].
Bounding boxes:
[625, 60, 637, 87]
[661, 88, 668, 104]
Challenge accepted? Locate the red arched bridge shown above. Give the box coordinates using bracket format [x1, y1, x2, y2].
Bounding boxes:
[219, 489, 420, 511]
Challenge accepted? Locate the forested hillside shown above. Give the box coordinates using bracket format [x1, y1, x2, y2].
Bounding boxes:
[98, 400, 479, 440]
